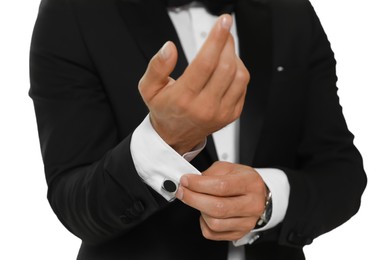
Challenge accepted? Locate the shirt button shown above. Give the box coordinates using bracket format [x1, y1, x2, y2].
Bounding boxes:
[221, 153, 229, 160]
[200, 31, 207, 38]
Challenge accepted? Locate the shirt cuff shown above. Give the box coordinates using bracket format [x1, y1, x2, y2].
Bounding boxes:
[233, 168, 290, 246]
[130, 114, 202, 201]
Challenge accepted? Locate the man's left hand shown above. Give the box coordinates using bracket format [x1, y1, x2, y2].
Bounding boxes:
[175, 161, 267, 241]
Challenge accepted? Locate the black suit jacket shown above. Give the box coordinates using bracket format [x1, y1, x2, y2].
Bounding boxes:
[29, 0, 367, 259]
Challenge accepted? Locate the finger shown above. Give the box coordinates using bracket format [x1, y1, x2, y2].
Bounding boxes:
[177, 185, 254, 218]
[179, 14, 233, 92]
[201, 213, 257, 233]
[201, 34, 237, 100]
[220, 57, 249, 113]
[199, 216, 247, 241]
[138, 41, 178, 102]
[181, 172, 250, 196]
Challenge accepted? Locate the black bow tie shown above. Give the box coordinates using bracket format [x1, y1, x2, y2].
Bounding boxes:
[165, 0, 236, 16]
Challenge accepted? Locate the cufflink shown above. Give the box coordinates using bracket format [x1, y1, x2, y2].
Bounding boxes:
[162, 179, 177, 193]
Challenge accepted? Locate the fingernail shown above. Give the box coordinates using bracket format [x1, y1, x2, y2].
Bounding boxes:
[180, 175, 189, 187]
[176, 186, 183, 200]
[159, 41, 171, 60]
[221, 15, 232, 30]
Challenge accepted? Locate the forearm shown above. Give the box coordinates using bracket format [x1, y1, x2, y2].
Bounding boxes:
[29, 0, 161, 244]
[46, 134, 156, 244]
[40, 128, 163, 245]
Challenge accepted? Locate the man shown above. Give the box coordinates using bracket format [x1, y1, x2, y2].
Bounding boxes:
[29, 0, 366, 259]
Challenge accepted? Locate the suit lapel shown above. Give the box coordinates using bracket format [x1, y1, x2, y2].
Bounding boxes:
[236, 0, 272, 166]
[117, 0, 188, 79]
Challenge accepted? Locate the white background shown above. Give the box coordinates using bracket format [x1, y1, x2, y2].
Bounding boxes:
[0, 0, 389, 259]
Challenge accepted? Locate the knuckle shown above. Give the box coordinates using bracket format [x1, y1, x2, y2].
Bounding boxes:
[236, 67, 250, 85]
[219, 62, 235, 75]
[198, 59, 215, 75]
[214, 201, 228, 218]
[175, 96, 190, 112]
[231, 232, 245, 241]
[244, 218, 257, 231]
[255, 198, 264, 214]
[174, 93, 200, 116]
[201, 226, 213, 240]
[217, 180, 229, 195]
[207, 218, 223, 232]
[219, 109, 234, 124]
[246, 193, 264, 216]
[193, 105, 215, 123]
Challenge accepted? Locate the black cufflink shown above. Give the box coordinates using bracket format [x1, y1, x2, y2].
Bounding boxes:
[162, 179, 177, 193]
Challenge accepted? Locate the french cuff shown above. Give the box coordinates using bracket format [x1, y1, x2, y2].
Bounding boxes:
[233, 168, 290, 247]
[130, 114, 202, 201]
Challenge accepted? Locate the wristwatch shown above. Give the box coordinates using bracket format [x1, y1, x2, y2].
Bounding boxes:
[256, 187, 272, 228]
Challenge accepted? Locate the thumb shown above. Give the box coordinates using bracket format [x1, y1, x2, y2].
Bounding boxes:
[138, 41, 178, 102]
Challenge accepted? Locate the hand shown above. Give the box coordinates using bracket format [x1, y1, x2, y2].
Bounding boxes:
[138, 15, 250, 155]
[175, 161, 267, 241]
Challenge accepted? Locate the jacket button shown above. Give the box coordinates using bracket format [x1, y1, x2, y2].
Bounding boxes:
[288, 232, 313, 246]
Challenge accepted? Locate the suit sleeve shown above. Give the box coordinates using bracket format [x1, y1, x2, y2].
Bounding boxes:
[272, 3, 367, 248]
[29, 0, 166, 245]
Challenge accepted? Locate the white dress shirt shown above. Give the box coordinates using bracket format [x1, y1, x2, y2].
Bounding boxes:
[130, 3, 290, 260]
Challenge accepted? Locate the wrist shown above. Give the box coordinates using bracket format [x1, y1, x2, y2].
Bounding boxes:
[149, 115, 204, 155]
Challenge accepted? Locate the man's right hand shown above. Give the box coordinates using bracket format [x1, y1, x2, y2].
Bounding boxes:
[138, 15, 250, 155]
